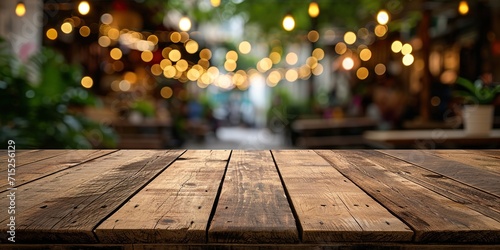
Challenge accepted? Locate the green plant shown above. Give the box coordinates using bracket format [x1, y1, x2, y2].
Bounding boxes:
[0, 38, 117, 148]
[131, 99, 155, 117]
[455, 77, 500, 105]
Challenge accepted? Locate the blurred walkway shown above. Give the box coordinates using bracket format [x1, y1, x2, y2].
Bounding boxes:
[183, 127, 291, 149]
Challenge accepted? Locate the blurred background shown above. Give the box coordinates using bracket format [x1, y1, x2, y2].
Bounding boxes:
[1, 0, 499, 149]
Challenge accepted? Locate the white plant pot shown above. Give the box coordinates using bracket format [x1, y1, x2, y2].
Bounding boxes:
[463, 105, 494, 135]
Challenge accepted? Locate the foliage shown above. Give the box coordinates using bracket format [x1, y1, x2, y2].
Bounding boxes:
[131, 99, 155, 117]
[454, 77, 500, 105]
[0, 38, 117, 148]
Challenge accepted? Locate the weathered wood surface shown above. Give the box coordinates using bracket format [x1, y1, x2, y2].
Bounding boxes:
[0, 150, 184, 243]
[208, 150, 299, 243]
[96, 150, 230, 243]
[1, 149, 499, 248]
[0, 150, 116, 191]
[381, 150, 500, 196]
[316, 150, 500, 243]
[272, 150, 413, 243]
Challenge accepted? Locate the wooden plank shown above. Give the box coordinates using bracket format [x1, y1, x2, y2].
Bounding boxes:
[95, 150, 231, 243]
[208, 150, 299, 243]
[0, 150, 184, 243]
[0, 150, 116, 191]
[426, 150, 500, 174]
[473, 150, 500, 160]
[317, 150, 500, 243]
[381, 150, 500, 197]
[272, 150, 413, 243]
[0, 149, 38, 163]
[357, 150, 500, 222]
[0, 150, 67, 172]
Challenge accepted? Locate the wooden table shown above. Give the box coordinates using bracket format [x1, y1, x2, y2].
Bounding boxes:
[1, 150, 499, 249]
[364, 129, 500, 149]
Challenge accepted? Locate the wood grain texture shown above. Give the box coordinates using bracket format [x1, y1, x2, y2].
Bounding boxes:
[425, 150, 500, 174]
[0, 150, 184, 243]
[380, 150, 500, 196]
[359, 150, 500, 223]
[317, 150, 500, 243]
[0, 150, 66, 172]
[272, 150, 413, 243]
[0, 150, 115, 191]
[208, 150, 299, 243]
[95, 150, 231, 243]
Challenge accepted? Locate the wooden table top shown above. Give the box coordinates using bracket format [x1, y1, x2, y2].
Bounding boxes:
[1, 150, 499, 249]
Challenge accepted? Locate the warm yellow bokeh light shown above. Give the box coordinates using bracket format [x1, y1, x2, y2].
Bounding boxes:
[79, 26, 90, 37]
[187, 68, 201, 81]
[175, 59, 188, 72]
[257, 58, 273, 72]
[308, 30, 320, 43]
[124, 71, 137, 83]
[342, 57, 354, 70]
[224, 60, 237, 72]
[110, 48, 122, 60]
[269, 52, 281, 64]
[286, 52, 298, 65]
[391, 40, 403, 53]
[61, 22, 73, 34]
[185, 40, 199, 54]
[402, 54, 414, 66]
[282, 14, 295, 31]
[169, 49, 181, 62]
[46, 28, 58, 40]
[98, 36, 111, 47]
[226, 50, 238, 61]
[107, 28, 120, 40]
[78, 1, 90, 15]
[15, 2, 26, 17]
[285, 69, 298, 82]
[344, 31, 357, 45]
[238, 41, 252, 54]
[458, 1, 469, 15]
[163, 65, 176, 78]
[160, 59, 172, 69]
[308, 1, 320, 18]
[81, 76, 93, 88]
[101, 13, 113, 24]
[374, 25, 388, 37]
[170, 32, 181, 43]
[179, 17, 192, 32]
[335, 42, 347, 55]
[147, 35, 159, 45]
[359, 48, 372, 61]
[160, 86, 173, 99]
[312, 48, 325, 60]
[151, 64, 163, 76]
[356, 67, 369, 80]
[141, 51, 154, 62]
[312, 63, 323, 76]
[119, 80, 131, 91]
[306, 57, 318, 69]
[374, 63, 386, 75]
[211, 0, 221, 7]
[200, 48, 212, 60]
[401, 43, 413, 55]
[376, 10, 389, 25]
[267, 70, 282, 86]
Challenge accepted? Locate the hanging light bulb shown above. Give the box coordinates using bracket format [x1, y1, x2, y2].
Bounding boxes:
[179, 16, 192, 32]
[78, 1, 90, 15]
[308, 1, 320, 18]
[282, 14, 295, 31]
[15, 1, 26, 17]
[458, 1, 469, 15]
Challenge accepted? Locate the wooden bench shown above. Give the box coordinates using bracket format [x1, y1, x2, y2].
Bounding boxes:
[1, 150, 499, 249]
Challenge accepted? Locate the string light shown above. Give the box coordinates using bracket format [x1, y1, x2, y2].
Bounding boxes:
[179, 16, 192, 32]
[282, 14, 295, 31]
[458, 1, 469, 15]
[308, 1, 320, 18]
[78, 1, 90, 15]
[377, 10, 390, 25]
[15, 1, 26, 17]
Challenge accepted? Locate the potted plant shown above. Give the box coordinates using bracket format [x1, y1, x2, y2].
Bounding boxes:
[455, 77, 500, 135]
